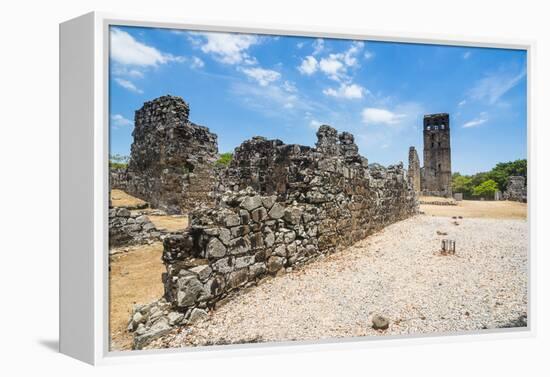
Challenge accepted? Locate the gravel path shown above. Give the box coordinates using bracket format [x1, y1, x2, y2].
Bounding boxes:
[154, 215, 528, 348]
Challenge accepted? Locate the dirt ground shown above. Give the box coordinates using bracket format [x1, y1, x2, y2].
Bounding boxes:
[111, 189, 147, 208]
[420, 200, 527, 219]
[147, 215, 188, 232]
[108, 195, 526, 350]
[109, 242, 165, 351]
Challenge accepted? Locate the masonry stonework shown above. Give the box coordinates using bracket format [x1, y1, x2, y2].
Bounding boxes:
[127, 121, 418, 348]
[503, 176, 527, 202]
[408, 146, 421, 195]
[421, 113, 452, 197]
[125, 96, 219, 214]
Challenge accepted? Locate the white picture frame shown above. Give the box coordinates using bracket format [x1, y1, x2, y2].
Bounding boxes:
[59, 11, 536, 365]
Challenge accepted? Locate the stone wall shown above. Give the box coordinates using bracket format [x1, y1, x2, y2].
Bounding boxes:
[109, 207, 161, 248]
[110, 168, 128, 190]
[127, 125, 417, 347]
[125, 96, 219, 214]
[408, 147, 421, 195]
[503, 176, 527, 202]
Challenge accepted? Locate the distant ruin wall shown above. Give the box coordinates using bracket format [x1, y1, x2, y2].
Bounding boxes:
[125, 96, 219, 214]
[408, 147, 421, 195]
[159, 125, 417, 316]
[109, 207, 161, 248]
[110, 168, 128, 190]
[503, 176, 527, 202]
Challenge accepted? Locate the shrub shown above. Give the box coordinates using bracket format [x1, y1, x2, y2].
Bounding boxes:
[216, 152, 233, 167]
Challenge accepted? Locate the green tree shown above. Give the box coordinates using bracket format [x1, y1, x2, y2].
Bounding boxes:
[473, 179, 498, 199]
[487, 159, 527, 191]
[109, 154, 129, 169]
[216, 152, 233, 167]
[452, 173, 474, 197]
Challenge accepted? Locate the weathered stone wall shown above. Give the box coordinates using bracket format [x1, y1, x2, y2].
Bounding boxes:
[126, 118, 418, 348]
[110, 168, 128, 190]
[109, 207, 161, 248]
[151, 126, 417, 326]
[408, 147, 421, 195]
[125, 96, 219, 214]
[503, 176, 527, 202]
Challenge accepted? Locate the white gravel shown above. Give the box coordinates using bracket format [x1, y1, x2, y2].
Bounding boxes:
[154, 215, 528, 348]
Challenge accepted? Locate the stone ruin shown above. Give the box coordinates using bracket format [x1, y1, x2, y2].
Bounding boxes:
[408, 146, 421, 195]
[121, 96, 219, 214]
[409, 113, 453, 198]
[121, 98, 419, 348]
[503, 176, 527, 202]
[109, 207, 162, 248]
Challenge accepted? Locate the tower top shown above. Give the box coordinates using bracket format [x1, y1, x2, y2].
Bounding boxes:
[423, 113, 449, 131]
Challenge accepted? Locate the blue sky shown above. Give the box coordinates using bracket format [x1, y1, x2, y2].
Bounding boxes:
[109, 26, 527, 175]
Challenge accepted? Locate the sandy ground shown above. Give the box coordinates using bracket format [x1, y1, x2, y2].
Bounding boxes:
[109, 242, 165, 351]
[147, 215, 188, 232]
[419, 195, 457, 204]
[153, 215, 527, 348]
[420, 200, 527, 219]
[110, 189, 147, 208]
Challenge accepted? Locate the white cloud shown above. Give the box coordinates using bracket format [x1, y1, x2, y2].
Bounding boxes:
[458, 99, 467, 106]
[309, 119, 322, 129]
[111, 114, 133, 128]
[342, 41, 364, 67]
[194, 32, 259, 65]
[110, 28, 182, 66]
[283, 80, 297, 93]
[364, 50, 375, 60]
[114, 78, 143, 94]
[241, 67, 281, 86]
[190, 56, 204, 69]
[323, 83, 367, 99]
[312, 39, 324, 55]
[316, 42, 364, 81]
[362, 108, 406, 126]
[462, 112, 489, 128]
[319, 55, 346, 81]
[112, 66, 145, 78]
[298, 56, 318, 75]
[468, 67, 526, 104]
[463, 51, 472, 59]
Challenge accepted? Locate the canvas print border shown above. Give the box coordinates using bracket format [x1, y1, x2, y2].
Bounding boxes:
[59, 11, 535, 365]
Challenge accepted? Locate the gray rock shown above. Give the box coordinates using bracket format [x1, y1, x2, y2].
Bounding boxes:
[218, 228, 231, 245]
[249, 262, 267, 279]
[267, 256, 284, 274]
[212, 257, 233, 274]
[225, 214, 241, 227]
[268, 203, 285, 219]
[206, 237, 226, 258]
[134, 317, 172, 349]
[283, 207, 302, 225]
[188, 308, 208, 324]
[228, 269, 248, 289]
[264, 232, 275, 247]
[235, 255, 254, 269]
[261, 196, 277, 209]
[176, 276, 206, 308]
[228, 236, 251, 255]
[189, 264, 212, 281]
[372, 314, 390, 330]
[167, 311, 185, 326]
[274, 244, 286, 257]
[241, 195, 262, 211]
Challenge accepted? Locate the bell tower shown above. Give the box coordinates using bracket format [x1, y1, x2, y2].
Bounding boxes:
[421, 113, 452, 197]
